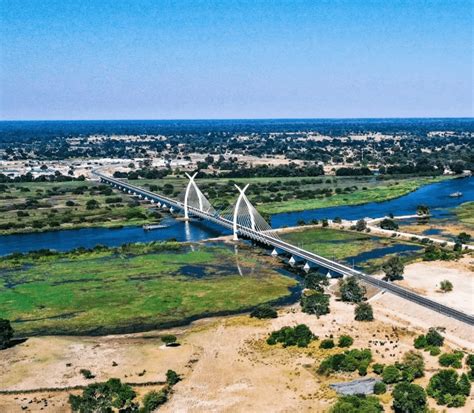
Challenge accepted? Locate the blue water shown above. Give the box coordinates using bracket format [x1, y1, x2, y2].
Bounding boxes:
[0, 177, 471, 256]
[270, 176, 473, 228]
[0, 217, 227, 256]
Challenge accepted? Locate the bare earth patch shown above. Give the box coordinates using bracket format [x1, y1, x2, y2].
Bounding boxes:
[2, 287, 473, 412]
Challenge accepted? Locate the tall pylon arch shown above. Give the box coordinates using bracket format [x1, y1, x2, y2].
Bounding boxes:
[184, 172, 200, 220]
[233, 184, 255, 240]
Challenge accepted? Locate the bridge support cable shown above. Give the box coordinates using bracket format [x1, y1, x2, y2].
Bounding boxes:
[220, 184, 283, 242]
[178, 173, 216, 219]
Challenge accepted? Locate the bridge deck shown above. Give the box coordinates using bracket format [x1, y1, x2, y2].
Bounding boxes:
[94, 171, 474, 326]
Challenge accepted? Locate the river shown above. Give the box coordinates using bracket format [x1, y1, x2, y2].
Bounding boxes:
[0, 176, 472, 256]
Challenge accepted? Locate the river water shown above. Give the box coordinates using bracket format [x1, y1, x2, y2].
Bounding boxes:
[0, 176, 472, 256]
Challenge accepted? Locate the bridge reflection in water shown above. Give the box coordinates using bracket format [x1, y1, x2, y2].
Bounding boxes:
[94, 171, 474, 326]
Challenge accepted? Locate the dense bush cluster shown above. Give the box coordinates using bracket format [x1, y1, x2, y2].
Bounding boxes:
[318, 348, 372, 376]
[427, 369, 471, 407]
[300, 292, 330, 316]
[266, 324, 316, 348]
[250, 304, 278, 319]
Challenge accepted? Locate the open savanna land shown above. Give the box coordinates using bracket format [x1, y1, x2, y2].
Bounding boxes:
[1, 289, 472, 412]
[0, 242, 298, 336]
[133, 174, 449, 214]
[0, 181, 159, 235]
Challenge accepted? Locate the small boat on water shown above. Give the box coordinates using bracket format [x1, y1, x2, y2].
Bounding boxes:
[449, 192, 463, 198]
[143, 224, 168, 230]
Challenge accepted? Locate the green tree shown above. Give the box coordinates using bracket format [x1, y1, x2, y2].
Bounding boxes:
[456, 232, 471, 244]
[354, 302, 374, 321]
[300, 292, 330, 316]
[338, 277, 366, 303]
[304, 272, 328, 292]
[392, 382, 427, 413]
[373, 382, 386, 395]
[402, 350, 425, 378]
[416, 205, 430, 216]
[355, 219, 367, 232]
[69, 378, 138, 412]
[427, 369, 471, 407]
[0, 319, 14, 350]
[379, 218, 399, 231]
[425, 328, 444, 347]
[329, 395, 383, 413]
[382, 256, 404, 281]
[383, 365, 401, 384]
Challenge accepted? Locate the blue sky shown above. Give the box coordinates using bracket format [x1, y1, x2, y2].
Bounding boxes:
[0, 0, 472, 120]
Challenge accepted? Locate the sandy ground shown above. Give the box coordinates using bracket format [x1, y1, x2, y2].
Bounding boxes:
[392, 255, 474, 316]
[1, 283, 473, 413]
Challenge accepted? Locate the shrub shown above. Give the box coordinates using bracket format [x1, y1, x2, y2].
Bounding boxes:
[382, 365, 401, 384]
[354, 302, 374, 321]
[304, 273, 328, 292]
[439, 280, 453, 292]
[161, 335, 177, 346]
[402, 350, 425, 378]
[320, 339, 335, 349]
[413, 335, 427, 349]
[79, 369, 95, 379]
[329, 395, 383, 413]
[142, 390, 167, 412]
[338, 335, 354, 348]
[427, 369, 471, 406]
[250, 304, 278, 319]
[426, 328, 444, 347]
[166, 369, 181, 386]
[300, 292, 330, 316]
[267, 324, 316, 348]
[372, 363, 384, 375]
[380, 218, 399, 231]
[86, 199, 100, 210]
[373, 381, 386, 395]
[392, 382, 427, 413]
[338, 277, 366, 303]
[429, 346, 441, 356]
[439, 352, 463, 368]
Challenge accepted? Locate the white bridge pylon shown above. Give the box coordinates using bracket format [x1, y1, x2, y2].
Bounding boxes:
[181, 173, 216, 220]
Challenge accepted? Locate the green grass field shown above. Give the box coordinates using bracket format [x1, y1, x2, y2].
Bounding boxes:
[281, 227, 422, 271]
[257, 176, 448, 214]
[0, 243, 297, 336]
[456, 202, 474, 227]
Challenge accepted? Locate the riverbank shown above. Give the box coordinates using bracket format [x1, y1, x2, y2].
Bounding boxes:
[259, 176, 449, 214]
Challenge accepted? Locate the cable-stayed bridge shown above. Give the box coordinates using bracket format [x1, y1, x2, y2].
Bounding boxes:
[94, 170, 474, 326]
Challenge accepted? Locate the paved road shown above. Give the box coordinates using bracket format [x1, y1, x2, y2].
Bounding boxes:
[94, 172, 474, 326]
